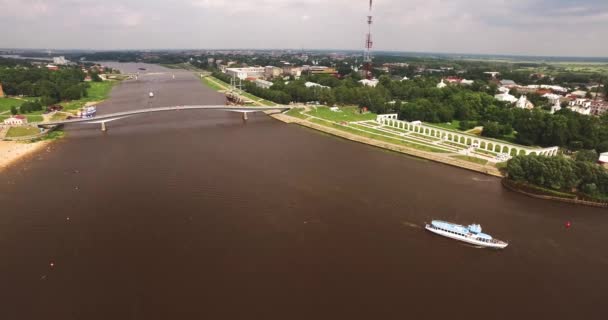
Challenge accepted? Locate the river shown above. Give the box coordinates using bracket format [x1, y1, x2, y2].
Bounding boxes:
[1, 63, 607, 319]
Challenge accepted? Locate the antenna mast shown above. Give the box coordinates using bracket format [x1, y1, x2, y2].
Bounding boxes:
[363, 0, 374, 80]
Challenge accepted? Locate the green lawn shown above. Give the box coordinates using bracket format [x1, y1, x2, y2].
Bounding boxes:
[25, 115, 43, 122]
[307, 106, 377, 122]
[430, 120, 462, 131]
[5, 126, 41, 138]
[0, 97, 22, 113]
[200, 77, 226, 91]
[61, 81, 116, 111]
[312, 120, 450, 153]
[285, 108, 309, 120]
[453, 155, 488, 165]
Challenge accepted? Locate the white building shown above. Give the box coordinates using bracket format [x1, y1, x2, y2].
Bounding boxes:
[3, 115, 28, 126]
[515, 95, 535, 109]
[359, 79, 379, 87]
[571, 90, 588, 98]
[53, 56, 68, 65]
[494, 92, 518, 103]
[497, 86, 510, 94]
[542, 93, 563, 104]
[225, 67, 265, 80]
[437, 79, 447, 89]
[460, 79, 474, 86]
[305, 82, 329, 89]
[568, 98, 592, 115]
[550, 100, 562, 114]
[255, 79, 273, 89]
[599, 152, 608, 165]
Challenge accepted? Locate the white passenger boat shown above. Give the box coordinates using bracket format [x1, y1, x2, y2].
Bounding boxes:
[425, 220, 508, 249]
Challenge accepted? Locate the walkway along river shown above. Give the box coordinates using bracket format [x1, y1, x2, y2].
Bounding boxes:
[1, 63, 607, 320]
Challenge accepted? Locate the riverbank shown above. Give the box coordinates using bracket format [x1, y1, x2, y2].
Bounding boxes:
[502, 178, 608, 208]
[0, 140, 52, 172]
[270, 111, 504, 177]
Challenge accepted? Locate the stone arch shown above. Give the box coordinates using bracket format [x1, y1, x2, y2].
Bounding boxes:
[480, 141, 487, 149]
[487, 143, 494, 151]
[502, 146, 509, 154]
[510, 148, 518, 156]
[494, 144, 502, 153]
[518, 149, 526, 156]
[466, 138, 472, 146]
[459, 136, 466, 144]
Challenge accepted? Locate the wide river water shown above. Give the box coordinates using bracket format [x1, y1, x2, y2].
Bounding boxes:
[1, 63, 607, 319]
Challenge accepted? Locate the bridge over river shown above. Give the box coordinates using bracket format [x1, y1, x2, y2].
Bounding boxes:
[39, 105, 291, 131]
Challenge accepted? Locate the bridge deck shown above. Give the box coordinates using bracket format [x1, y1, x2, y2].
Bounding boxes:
[41, 105, 291, 126]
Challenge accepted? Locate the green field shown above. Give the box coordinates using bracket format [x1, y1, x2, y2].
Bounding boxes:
[61, 81, 116, 111]
[25, 115, 43, 122]
[5, 126, 40, 138]
[285, 108, 309, 120]
[0, 97, 22, 113]
[430, 120, 462, 131]
[307, 106, 377, 122]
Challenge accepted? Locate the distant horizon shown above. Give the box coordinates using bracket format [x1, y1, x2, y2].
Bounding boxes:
[1, 1, 607, 57]
[3, 47, 608, 61]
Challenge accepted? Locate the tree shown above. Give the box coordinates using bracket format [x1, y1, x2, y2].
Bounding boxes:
[481, 121, 501, 138]
[91, 72, 102, 82]
[575, 150, 599, 163]
[10, 105, 17, 115]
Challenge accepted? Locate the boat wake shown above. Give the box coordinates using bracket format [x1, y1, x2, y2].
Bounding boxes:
[402, 221, 421, 229]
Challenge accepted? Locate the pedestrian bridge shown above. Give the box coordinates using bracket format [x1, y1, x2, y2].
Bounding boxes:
[39, 105, 291, 131]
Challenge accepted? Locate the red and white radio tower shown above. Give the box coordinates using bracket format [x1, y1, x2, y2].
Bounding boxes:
[363, 0, 374, 79]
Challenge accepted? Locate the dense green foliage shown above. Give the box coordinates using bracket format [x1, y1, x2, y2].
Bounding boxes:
[0, 66, 87, 105]
[507, 155, 608, 200]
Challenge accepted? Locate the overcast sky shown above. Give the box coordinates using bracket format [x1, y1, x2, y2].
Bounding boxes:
[1, 0, 607, 57]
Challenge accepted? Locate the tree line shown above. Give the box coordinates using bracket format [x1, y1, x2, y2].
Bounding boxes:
[0, 66, 88, 105]
[507, 154, 608, 201]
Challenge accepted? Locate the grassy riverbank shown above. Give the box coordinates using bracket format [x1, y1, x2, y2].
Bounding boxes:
[200, 76, 276, 106]
[61, 81, 116, 111]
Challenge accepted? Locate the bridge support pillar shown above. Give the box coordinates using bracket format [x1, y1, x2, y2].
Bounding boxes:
[242, 112, 248, 121]
[101, 122, 107, 132]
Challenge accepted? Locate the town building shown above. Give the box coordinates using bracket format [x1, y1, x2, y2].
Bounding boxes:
[52, 56, 68, 65]
[46, 64, 59, 71]
[515, 95, 535, 110]
[550, 100, 562, 114]
[264, 66, 282, 79]
[499, 80, 517, 88]
[542, 93, 563, 104]
[494, 92, 518, 103]
[359, 79, 379, 87]
[225, 67, 265, 80]
[282, 65, 302, 78]
[3, 115, 28, 126]
[590, 100, 608, 116]
[568, 98, 592, 115]
[255, 79, 273, 89]
[570, 90, 588, 98]
[302, 66, 338, 75]
[484, 71, 500, 78]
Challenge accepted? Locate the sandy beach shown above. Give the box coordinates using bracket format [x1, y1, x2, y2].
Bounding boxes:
[0, 140, 51, 172]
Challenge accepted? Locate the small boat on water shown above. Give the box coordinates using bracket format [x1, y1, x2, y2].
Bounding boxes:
[425, 220, 508, 249]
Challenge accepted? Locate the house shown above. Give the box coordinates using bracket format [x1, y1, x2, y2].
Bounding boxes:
[570, 90, 588, 98]
[494, 92, 518, 103]
[499, 80, 517, 88]
[46, 64, 59, 71]
[542, 93, 563, 104]
[484, 71, 500, 78]
[460, 79, 474, 86]
[497, 86, 510, 94]
[3, 115, 28, 126]
[255, 79, 273, 89]
[568, 98, 592, 115]
[550, 100, 562, 114]
[359, 79, 379, 87]
[515, 95, 535, 109]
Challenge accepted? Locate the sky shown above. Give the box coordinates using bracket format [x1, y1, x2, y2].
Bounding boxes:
[1, 0, 607, 57]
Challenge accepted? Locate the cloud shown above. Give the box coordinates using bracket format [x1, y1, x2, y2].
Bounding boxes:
[0, 0, 606, 56]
